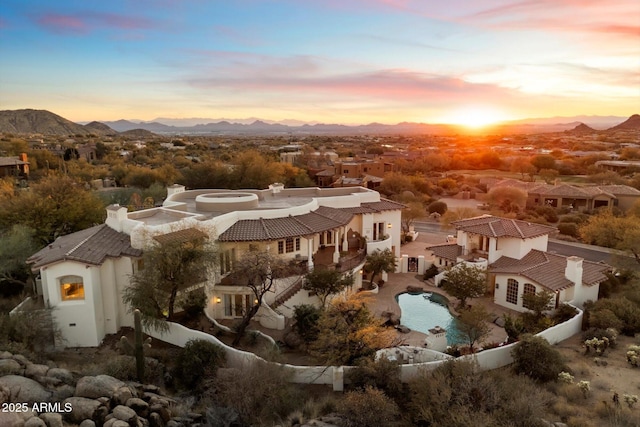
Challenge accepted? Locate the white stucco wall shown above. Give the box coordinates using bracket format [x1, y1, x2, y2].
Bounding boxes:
[493, 274, 556, 313]
[492, 235, 547, 262]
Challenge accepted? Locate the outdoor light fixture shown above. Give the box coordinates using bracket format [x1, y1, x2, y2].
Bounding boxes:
[387, 223, 392, 228]
[215, 297, 221, 303]
[254, 299, 259, 305]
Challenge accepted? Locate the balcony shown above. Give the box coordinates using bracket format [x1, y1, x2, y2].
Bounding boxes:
[313, 246, 366, 272]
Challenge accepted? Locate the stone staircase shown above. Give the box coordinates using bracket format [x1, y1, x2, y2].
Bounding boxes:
[271, 276, 303, 309]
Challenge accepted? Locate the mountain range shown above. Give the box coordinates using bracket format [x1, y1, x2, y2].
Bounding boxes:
[0, 109, 638, 137]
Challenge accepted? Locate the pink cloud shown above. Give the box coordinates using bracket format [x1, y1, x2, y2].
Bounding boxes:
[37, 13, 88, 34]
[34, 11, 159, 35]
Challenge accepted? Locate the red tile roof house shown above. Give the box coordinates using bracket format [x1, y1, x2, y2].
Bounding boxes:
[429, 215, 610, 313]
[25, 184, 404, 347]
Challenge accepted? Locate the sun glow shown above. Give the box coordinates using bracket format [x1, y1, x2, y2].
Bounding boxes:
[440, 106, 508, 129]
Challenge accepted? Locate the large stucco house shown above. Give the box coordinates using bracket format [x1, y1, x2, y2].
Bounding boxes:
[26, 184, 404, 347]
[429, 215, 610, 313]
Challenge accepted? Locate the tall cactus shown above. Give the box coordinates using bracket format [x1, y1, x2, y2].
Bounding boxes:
[119, 309, 151, 381]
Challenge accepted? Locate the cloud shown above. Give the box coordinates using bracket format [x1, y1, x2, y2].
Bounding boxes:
[33, 11, 159, 35]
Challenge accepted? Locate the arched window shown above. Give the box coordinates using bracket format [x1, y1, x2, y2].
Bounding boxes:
[59, 275, 84, 301]
[522, 283, 536, 309]
[506, 278, 518, 305]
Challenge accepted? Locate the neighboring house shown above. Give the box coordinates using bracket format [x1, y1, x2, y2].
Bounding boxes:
[0, 153, 29, 178]
[491, 179, 640, 212]
[26, 184, 404, 347]
[429, 215, 610, 313]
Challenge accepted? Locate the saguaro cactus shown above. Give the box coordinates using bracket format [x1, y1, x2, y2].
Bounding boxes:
[120, 309, 151, 381]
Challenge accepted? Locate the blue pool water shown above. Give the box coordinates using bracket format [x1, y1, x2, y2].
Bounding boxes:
[396, 292, 463, 345]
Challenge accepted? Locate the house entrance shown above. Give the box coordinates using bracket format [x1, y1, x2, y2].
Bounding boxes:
[408, 257, 418, 273]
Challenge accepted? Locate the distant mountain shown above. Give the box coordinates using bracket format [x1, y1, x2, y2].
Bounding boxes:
[119, 128, 157, 138]
[608, 114, 640, 131]
[0, 109, 93, 135]
[506, 115, 627, 129]
[567, 123, 597, 134]
[84, 121, 117, 135]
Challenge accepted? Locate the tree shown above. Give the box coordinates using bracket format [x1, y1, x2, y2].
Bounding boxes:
[401, 201, 425, 236]
[511, 335, 566, 383]
[456, 304, 492, 353]
[364, 248, 397, 289]
[229, 251, 295, 345]
[531, 154, 556, 172]
[303, 268, 353, 307]
[0, 225, 40, 294]
[522, 289, 554, 321]
[510, 157, 536, 181]
[123, 233, 218, 331]
[0, 174, 105, 244]
[427, 200, 448, 215]
[539, 168, 559, 184]
[579, 210, 640, 265]
[310, 293, 398, 365]
[441, 263, 487, 309]
[440, 207, 480, 228]
[485, 186, 528, 213]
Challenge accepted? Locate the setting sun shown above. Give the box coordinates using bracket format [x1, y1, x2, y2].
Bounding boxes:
[440, 107, 508, 129]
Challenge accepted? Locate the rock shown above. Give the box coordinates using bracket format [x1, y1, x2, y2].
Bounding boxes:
[112, 405, 137, 425]
[25, 417, 46, 427]
[0, 359, 23, 376]
[142, 384, 160, 394]
[149, 404, 171, 423]
[11, 355, 30, 366]
[79, 420, 96, 427]
[39, 413, 63, 427]
[62, 397, 108, 425]
[24, 365, 49, 379]
[52, 385, 75, 401]
[493, 316, 506, 327]
[126, 397, 149, 418]
[148, 412, 165, 427]
[75, 375, 126, 399]
[113, 386, 134, 405]
[396, 324, 411, 333]
[104, 420, 130, 427]
[36, 377, 61, 388]
[46, 369, 73, 385]
[0, 351, 13, 359]
[166, 420, 183, 427]
[0, 411, 25, 427]
[0, 375, 52, 404]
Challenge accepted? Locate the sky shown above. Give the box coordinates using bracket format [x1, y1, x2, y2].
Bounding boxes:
[0, 0, 639, 126]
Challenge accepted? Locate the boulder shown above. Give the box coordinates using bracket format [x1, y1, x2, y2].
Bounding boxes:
[0, 411, 25, 427]
[46, 369, 73, 385]
[104, 420, 130, 427]
[126, 397, 149, 418]
[112, 405, 137, 425]
[0, 359, 23, 376]
[39, 413, 63, 427]
[0, 351, 13, 359]
[0, 375, 52, 404]
[75, 375, 126, 399]
[0, 384, 10, 404]
[24, 365, 49, 379]
[51, 385, 75, 402]
[62, 397, 108, 425]
[25, 417, 46, 427]
[11, 355, 30, 366]
[79, 420, 96, 427]
[113, 386, 134, 405]
[148, 412, 165, 427]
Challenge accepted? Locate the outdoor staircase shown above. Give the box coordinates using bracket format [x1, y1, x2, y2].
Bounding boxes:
[271, 276, 304, 310]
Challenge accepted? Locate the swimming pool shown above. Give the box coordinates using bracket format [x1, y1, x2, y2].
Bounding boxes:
[396, 291, 463, 345]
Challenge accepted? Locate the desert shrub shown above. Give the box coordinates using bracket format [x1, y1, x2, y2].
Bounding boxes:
[181, 289, 206, 318]
[337, 386, 401, 427]
[552, 303, 578, 324]
[346, 356, 403, 399]
[174, 339, 226, 389]
[535, 206, 559, 223]
[214, 363, 304, 426]
[503, 313, 526, 343]
[292, 304, 321, 344]
[587, 308, 625, 332]
[590, 297, 640, 335]
[422, 263, 439, 280]
[0, 309, 59, 353]
[559, 213, 588, 224]
[427, 200, 448, 215]
[102, 355, 164, 385]
[511, 335, 566, 383]
[557, 223, 579, 238]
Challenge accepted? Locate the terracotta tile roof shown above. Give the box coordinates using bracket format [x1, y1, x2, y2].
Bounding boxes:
[28, 225, 142, 269]
[451, 215, 554, 239]
[362, 199, 406, 211]
[427, 243, 462, 262]
[490, 250, 610, 291]
[339, 206, 377, 214]
[0, 157, 28, 167]
[597, 185, 640, 196]
[218, 206, 354, 242]
[153, 228, 208, 245]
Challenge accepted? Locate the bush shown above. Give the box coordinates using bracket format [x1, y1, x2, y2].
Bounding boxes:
[423, 264, 439, 280]
[589, 297, 640, 335]
[588, 308, 625, 332]
[337, 386, 401, 427]
[535, 206, 559, 223]
[346, 356, 403, 399]
[181, 289, 206, 318]
[292, 304, 321, 344]
[557, 223, 579, 238]
[511, 335, 566, 383]
[427, 200, 448, 215]
[174, 339, 226, 389]
[103, 355, 164, 385]
[552, 303, 578, 324]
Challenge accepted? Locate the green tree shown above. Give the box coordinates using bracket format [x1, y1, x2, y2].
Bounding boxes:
[456, 304, 492, 353]
[427, 200, 448, 215]
[511, 335, 566, 383]
[531, 154, 556, 172]
[522, 289, 554, 321]
[0, 225, 40, 294]
[123, 232, 218, 331]
[304, 269, 353, 307]
[310, 293, 398, 365]
[579, 210, 640, 265]
[364, 248, 397, 289]
[229, 251, 295, 345]
[485, 186, 528, 213]
[441, 263, 487, 309]
[0, 174, 105, 244]
[292, 304, 322, 343]
[401, 201, 424, 236]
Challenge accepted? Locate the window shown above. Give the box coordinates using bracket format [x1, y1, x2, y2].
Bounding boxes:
[279, 238, 300, 254]
[220, 248, 236, 275]
[522, 283, 536, 309]
[278, 241, 284, 254]
[60, 275, 85, 301]
[286, 238, 294, 253]
[223, 294, 252, 317]
[506, 279, 519, 305]
[295, 237, 300, 251]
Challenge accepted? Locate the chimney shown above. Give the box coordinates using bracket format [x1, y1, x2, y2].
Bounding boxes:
[105, 204, 128, 232]
[167, 184, 185, 197]
[19, 153, 28, 162]
[565, 256, 583, 286]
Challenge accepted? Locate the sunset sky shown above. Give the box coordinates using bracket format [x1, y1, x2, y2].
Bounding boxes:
[1, 0, 638, 125]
